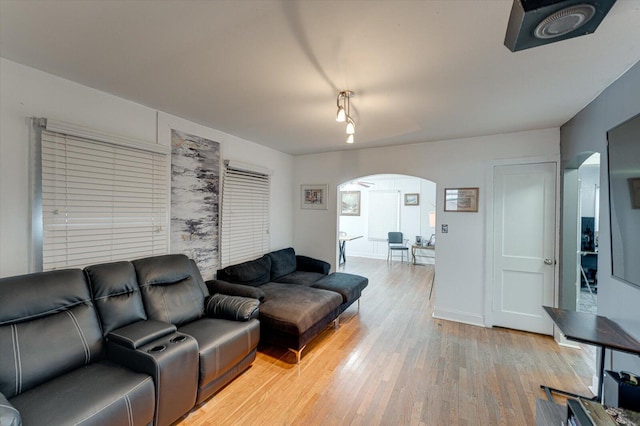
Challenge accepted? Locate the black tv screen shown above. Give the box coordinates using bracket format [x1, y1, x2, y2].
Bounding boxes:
[607, 113, 640, 288]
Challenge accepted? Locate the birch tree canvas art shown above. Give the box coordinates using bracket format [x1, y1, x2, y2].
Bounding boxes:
[171, 129, 220, 280]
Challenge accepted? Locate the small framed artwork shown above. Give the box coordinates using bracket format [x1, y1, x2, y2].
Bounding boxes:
[340, 191, 361, 216]
[301, 184, 328, 210]
[630, 178, 640, 209]
[404, 193, 419, 206]
[444, 187, 479, 212]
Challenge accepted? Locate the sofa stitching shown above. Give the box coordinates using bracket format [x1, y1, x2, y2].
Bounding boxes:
[11, 324, 22, 395]
[65, 310, 90, 364]
[0, 298, 92, 326]
[73, 376, 153, 425]
[125, 394, 133, 426]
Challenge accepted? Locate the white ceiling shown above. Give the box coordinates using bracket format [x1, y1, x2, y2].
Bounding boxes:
[1, 0, 639, 155]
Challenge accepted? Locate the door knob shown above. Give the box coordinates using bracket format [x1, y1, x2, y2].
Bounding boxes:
[544, 258, 554, 265]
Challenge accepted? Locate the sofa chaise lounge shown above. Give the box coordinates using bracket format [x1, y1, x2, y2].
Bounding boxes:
[210, 247, 368, 362]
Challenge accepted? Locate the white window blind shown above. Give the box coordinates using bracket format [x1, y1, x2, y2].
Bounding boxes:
[40, 127, 169, 270]
[368, 190, 400, 240]
[220, 161, 271, 268]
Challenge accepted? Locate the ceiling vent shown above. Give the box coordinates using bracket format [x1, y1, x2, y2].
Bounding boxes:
[504, 0, 617, 52]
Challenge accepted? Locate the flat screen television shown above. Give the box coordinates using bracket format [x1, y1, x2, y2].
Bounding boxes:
[607, 113, 640, 289]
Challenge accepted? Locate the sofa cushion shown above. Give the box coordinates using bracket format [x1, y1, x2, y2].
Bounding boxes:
[85, 261, 147, 335]
[178, 318, 260, 398]
[134, 254, 206, 326]
[258, 283, 342, 335]
[266, 248, 297, 281]
[273, 271, 326, 286]
[216, 255, 272, 287]
[0, 269, 103, 399]
[9, 361, 154, 426]
[312, 272, 369, 304]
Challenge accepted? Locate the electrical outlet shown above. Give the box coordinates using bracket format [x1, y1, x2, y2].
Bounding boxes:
[441, 224, 448, 233]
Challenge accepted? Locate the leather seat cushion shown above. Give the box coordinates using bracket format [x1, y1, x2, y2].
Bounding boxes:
[258, 283, 342, 334]
[10, 361, 154, 426]
[179, 318, 260, 387]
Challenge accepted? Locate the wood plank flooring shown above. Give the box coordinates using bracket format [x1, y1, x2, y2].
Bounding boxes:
[178, 257, 595, 425]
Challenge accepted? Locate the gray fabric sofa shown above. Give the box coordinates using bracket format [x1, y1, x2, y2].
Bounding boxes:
[0, 254, 259, 426]
[211, 247, 368, 362]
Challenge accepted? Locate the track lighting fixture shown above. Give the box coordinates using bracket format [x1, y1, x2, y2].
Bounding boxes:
[346, 117, 355, 135]
[336, 90, 355, 143]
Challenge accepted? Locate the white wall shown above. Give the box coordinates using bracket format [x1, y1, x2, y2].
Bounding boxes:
[0, 58, 293, 277]
[293, 129, 560, 326]
[561, 60, 640, 374]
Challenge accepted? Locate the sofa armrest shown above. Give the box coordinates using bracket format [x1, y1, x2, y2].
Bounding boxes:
[206, 279, 265, 302]
[205, 294, 260, 321]
[296, 255, 330, 274]
[0, 392, 21, 426]
[107, 320, 177, 350]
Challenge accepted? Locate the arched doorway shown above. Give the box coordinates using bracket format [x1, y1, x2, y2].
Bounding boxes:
[336, 174, 437, 264]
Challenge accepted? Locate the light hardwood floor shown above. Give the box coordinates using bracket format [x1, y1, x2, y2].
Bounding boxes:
[178, 257, 595, 425]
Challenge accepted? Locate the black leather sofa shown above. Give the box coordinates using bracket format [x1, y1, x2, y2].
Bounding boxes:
[0, 254, 259, 426]
[211, 247, 368, 362]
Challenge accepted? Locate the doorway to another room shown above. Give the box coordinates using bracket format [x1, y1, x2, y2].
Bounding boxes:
[336, 174, 437, 266]
[577, 153, 600, 314]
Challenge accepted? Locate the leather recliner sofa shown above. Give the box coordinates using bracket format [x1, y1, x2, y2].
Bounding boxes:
[0, 254, 259, 426]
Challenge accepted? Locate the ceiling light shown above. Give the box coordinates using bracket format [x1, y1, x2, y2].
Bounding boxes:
[336, 90, 356, 143]
[346, 117, 355, 135]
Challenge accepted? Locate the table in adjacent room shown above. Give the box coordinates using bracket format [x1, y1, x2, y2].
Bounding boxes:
[338, 235, 362, 265]
[411, 244, 435, 265]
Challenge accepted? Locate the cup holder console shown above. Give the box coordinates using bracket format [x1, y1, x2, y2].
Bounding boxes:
[170, 335, 187, 344]
[148, 345, 167, 354]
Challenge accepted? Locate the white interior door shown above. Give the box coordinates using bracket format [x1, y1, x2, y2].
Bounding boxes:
[492, 162, 556, 335]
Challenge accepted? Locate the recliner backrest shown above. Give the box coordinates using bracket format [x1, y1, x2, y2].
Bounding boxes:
[133, 254, 206, 326]
[85, 261, 147, 335]
[0, 269, 103, 398]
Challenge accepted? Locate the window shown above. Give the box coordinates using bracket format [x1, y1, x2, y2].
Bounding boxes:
[35, 119, 169, 271]
[367, 190, 400, 240]
[220, 160, 271, 267]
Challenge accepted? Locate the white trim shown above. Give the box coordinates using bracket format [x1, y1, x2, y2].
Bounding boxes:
[45, 118, 169, 154]
[432, 307, 486, 328]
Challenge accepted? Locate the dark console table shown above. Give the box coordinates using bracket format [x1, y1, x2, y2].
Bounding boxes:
[541, 306, 640, 402]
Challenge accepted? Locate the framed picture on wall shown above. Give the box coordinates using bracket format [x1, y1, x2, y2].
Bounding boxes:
[301, 184, 328, 210]
[444, 187, 479, 212]
[340, 191, 361, 216]
[404, 193, 419, 206]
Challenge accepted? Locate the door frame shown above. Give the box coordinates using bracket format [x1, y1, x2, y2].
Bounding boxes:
[483, 155, 561, 329]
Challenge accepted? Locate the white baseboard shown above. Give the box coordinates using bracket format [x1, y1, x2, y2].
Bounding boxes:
[432, 307, 485, 328]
